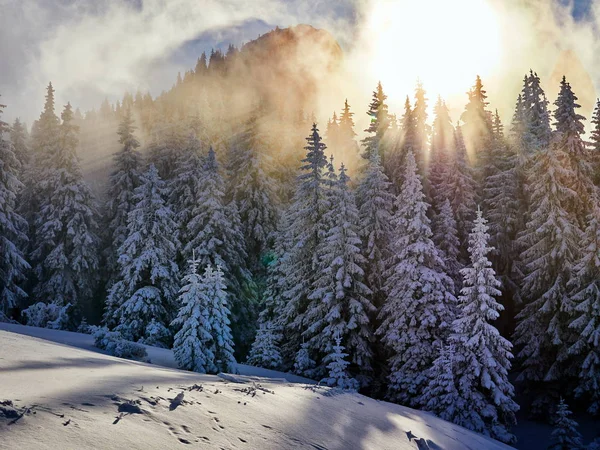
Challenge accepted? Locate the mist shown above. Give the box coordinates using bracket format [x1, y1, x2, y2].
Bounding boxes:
[1, 0, 599, 132]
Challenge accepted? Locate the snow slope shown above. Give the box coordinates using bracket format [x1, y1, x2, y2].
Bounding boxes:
[0, 327, 515, 450]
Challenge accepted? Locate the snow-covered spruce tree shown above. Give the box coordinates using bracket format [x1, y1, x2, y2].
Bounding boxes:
[361, 82, 390, 163]
[168, 133, 203, 262]
[460, 75, 493, 186]
[412, 81, 430, 179]
[246, 320, 282, 370]
[10, 117, 30, 172]
[279, 124, 329, 369]
[305, 164, 374, 384]
[355, 151, 395, 311]
[514, 137, 582, 413]
[184, 147, 256, 357]
[30, 102, 100, 318]
[429, 96, 454, 211]
[521, 70, 552, 155]
[567, 203, 600, 415]
[226, 115, 279, 269]
[105, 108, 143, 291]
[553, 76, 594, 227]
[321, 334, 359, 391]
[337, 99, 359, 157]
[377, 151, 456, 407]
[108, 165, 179, 345]
[432, 199, 462, 291]
[0, 99, 29, 320]
[442, 208, 518, 444]
[589, 98, 600, 186]
[172, 258, 236, 374]
[422, 344, 469, 425]
[24, 83, 60, 258]
[548, 398, 584, 450]
[483, 111, 521, 271]
[446, 125, 477, 255]
[294, 341, 316, 376]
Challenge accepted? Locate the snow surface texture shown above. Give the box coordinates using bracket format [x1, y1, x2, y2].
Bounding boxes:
[0, 326, 514, 449]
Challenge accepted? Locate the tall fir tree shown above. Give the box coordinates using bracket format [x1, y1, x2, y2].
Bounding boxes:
[105, 108, 143, 290]
[279, 124, 329, 367]
[521, 70, 552, 154]
[31, 102, 100, 318]
[10, 118, 30, 171]
[567, 202, 600, 415]
[446, 125, 477, 253]
[108, 165, 180, 345]
[361, 82, 390, 163]
[412, 81, 430, 178]
[548, 399, 584, 450]
[226, 115, 279, 270]
[514, 136, 582, 413]
[553, 76, 594, 227]
[168, 133, 204, 264]
[460, 76, 493, 188]
[377, 151, 456, 407]
[172, 259, 236, 374]
[184, 147, 256, 357]
[306, 164, 374, 384]
[428, 208, 518, 444]
[0, 99, 29, 320]
[429, 97, 454, 210]
[355, 151, 395, 311]
[431, 199, 462, 291]
[589, 98, 600, 186]
[337, 99, 359, 157]
[483, 111, 522, 305]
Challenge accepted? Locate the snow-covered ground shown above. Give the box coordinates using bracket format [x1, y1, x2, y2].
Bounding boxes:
[0, 325, 515, 449]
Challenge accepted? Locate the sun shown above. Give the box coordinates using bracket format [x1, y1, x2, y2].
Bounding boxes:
[360, 0, 503, 112]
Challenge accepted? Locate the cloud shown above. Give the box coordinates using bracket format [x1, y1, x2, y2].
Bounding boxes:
[1, 0, 600, 130]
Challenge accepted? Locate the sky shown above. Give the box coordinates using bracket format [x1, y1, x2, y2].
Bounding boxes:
[0, 0, 598, 127]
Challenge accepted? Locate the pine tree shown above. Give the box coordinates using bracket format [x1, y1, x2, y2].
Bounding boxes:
[294, 341, 315, 376]
[10, 118, 30, 171]
[25, 83, 60, 250]
[105, 108, 143, 289]
[0, 99, 29, 319]
[446, 126, 477, 251]
[514, 137, 582, 412]
[108, 165, 179, 344]
[31, 102, 100, 317]
[378, 151, 456, 407]
[279, 124, 329, 366]
[439, 208, 518, 444]
[429, 97, 454, 210]
[184, 147, 255, 356]
[521, 70, 552, 154]
[412, 81, 430, 178]
[337, 99, 359, 156]
[423, 344, 471, 425]
[306, 164, 374, 383]
[483, 111, 521, 293]
[567, 203, 600, 414]
[172, 258, 236, 374]
[589, 98, 600, 186]
[321, 334, 359, 391]
[432, 199, 462, 290]
[226, 116, 279, 268]
[548, 399, 584, 450]
[361, 82, 390, 162]
[553, 76, 594, 227]
[355, 151, 395, 310]
[246, 320, 282, 370]
[460, 76, 493, 186]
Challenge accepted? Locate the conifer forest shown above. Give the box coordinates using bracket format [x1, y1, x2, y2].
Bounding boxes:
[1, 1, 600, 448]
